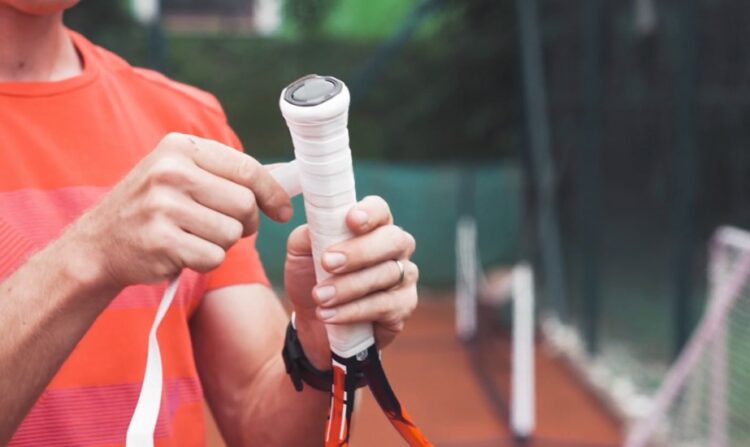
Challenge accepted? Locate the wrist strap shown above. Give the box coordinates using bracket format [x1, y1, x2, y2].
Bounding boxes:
[282, 319, 334, 392]
[282, 316, 367, 392]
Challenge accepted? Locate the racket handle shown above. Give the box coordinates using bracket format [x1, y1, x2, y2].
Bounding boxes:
[280, 75, 375, 358]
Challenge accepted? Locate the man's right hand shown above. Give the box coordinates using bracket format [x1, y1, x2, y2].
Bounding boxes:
[67, 132, 292, 290]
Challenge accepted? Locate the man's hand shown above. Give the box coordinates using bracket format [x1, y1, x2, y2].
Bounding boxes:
[284, 196, 419, 368]
[68, 132, 292, 289]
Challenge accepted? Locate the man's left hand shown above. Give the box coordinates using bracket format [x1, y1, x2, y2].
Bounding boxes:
[284, 196, 419, 369]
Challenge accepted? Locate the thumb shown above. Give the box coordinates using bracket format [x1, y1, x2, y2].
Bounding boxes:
[286, 224, 312, 258]
[284, 224, 317, 312]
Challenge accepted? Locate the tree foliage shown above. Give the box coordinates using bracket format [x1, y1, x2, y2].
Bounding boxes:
[284, 0, 340, 36]
[348, 0, 520, 160]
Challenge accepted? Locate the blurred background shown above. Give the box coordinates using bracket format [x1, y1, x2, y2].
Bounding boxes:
[67, 0, 750, 445]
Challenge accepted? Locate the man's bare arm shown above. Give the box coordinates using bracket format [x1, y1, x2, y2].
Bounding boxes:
[191, 285, 330, 447]
[0, 230, 118, 443]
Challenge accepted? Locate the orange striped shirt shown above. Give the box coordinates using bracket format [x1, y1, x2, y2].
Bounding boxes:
[0, 30, 269, 446]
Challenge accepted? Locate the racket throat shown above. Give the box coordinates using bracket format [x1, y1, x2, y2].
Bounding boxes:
[324, 346, 433, 447]
[325, 357, 358, 447]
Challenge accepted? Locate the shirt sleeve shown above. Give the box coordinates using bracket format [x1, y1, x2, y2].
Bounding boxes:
[202, 118, 271, 291]
[205, 234, 270, 291]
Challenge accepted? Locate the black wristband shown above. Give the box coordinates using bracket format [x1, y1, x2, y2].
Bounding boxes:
[282, 320, 367, 392]
[282, 320, 333, 392]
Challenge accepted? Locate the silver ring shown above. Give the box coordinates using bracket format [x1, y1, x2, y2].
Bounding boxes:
[394, 259, 405, 285]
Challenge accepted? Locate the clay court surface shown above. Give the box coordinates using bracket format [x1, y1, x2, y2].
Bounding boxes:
[207, 295, 623, 446]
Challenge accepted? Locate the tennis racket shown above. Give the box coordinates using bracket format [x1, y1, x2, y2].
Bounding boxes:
[280, 74, 432, 447]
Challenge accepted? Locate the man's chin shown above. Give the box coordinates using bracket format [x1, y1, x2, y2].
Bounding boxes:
[1, 0, 80, 15]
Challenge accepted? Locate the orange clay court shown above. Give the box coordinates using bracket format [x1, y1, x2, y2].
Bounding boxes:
[205, 295, 622, 447]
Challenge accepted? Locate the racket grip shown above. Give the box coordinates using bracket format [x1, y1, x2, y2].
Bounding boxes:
[280, 75, 375, 358]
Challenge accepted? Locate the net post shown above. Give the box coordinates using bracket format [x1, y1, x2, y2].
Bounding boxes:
[511, 263, 536, 440]
[455, 216, 478, 341]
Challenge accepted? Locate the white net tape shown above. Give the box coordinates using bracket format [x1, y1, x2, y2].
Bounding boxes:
[626, 226, 750, 447]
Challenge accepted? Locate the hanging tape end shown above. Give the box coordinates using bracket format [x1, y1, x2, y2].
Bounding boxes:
[268, 160, 302, 198]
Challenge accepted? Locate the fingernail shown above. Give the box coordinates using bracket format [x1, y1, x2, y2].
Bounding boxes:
[319, 308, 337, 320]
[351, 209, 369, 226]
[324, 252, 346, 270]
[278, 205, 293, 221]
[314, 285, 336, 303]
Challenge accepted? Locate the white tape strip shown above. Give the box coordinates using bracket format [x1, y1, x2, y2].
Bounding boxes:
[126, 277, 179, 447]
[268, 160, 302, 198]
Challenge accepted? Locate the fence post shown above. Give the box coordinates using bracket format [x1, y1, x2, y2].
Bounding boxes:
[672, 0, 697, 359]
[516, 0, 568, 322]
[579, 0, 603, 355]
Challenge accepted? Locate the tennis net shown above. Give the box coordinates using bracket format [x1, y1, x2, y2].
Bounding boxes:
[625, 226, 750, 447]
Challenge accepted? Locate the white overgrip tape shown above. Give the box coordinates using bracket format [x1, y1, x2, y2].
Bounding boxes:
[303, 190, 357, 209]
[291, 132, 349, 156]
[280, 79, 375, 358]
[299, 173, 355, 197]
[305, 206, 350, 236]
[126, 277, 180, 447]
[268, 160, 302, 199]
[295, 149, 352, 176]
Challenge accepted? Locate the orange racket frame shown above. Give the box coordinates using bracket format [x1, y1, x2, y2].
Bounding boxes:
[324, 345, 432, 447]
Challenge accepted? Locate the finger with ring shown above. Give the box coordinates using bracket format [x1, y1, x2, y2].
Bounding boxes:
[393, 259, 405, 285]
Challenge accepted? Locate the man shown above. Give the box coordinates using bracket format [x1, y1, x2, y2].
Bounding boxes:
[0, 1, 419, 446]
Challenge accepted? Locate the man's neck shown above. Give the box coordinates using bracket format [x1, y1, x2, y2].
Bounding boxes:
[0, 6, 82, 82]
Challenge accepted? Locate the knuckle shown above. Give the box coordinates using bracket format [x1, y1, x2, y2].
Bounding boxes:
[388, 290, 417, 326]
[245, 210, 260, 236]
[267, 186, 287, 207]
[206, 246, 226, 269]
[363, 195, 392, 221]
[365, 195, 390, 212]
[235, 156, 257, 185]
[160, 132, 188, 151]
[351, 299, 367, 320]
[384, 226, 404, 254]
[223, 219, 243, 246]
[149, 223, 177, 254]
[149, 157, 188, 186]
[406, 262, 420, 283]
[239, 190, 257, 220]
[348, 274, 369, 298]
[406, 289, 419, 314]
[378, 296, 395, 319]
[191, 245, 226, 273]
[381, 307, 404, 329]
[287, 225, 309, 254]
[146, 190, 178, 216]
[404, 231, 416, 254]
[152, 262, 177, 281]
